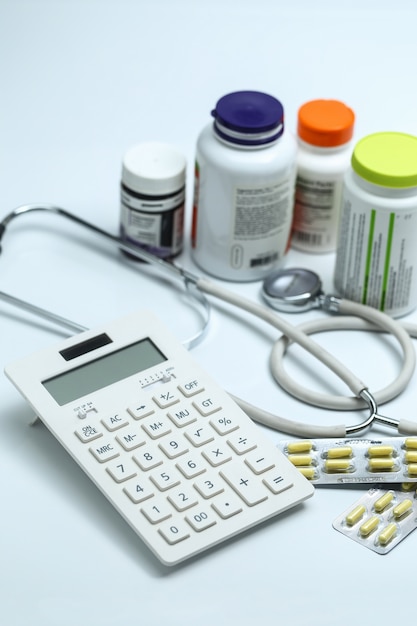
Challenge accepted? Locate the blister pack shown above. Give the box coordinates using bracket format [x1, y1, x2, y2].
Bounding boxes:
[333, 486, 417, 554]
[277, 437, 417, 484]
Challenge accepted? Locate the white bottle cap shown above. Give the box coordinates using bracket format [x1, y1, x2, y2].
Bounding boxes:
[122, 142, 186, 196]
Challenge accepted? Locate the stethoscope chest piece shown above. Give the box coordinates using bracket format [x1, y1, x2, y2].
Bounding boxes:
[262, 267, 323, 312]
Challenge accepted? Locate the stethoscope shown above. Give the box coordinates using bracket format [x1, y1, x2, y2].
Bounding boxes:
[1, 203, 417, 439]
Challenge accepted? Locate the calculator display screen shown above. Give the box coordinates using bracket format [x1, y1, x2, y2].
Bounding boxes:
[42, 338, 167, 405]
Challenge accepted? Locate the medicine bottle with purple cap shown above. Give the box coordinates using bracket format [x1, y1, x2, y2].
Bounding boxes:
[191, 91, 297, 281]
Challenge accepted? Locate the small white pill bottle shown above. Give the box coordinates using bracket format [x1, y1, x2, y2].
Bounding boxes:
[191, 90, 297, 281]
[334, 131, 417, 317]
[120, 142, 186, 259]
[291, 99, 355, 253]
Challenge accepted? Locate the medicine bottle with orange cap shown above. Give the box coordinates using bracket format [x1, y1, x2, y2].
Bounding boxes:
[291, 99, 355, 253]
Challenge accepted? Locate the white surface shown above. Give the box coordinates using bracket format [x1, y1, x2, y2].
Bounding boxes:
[1, 1, 417, 624]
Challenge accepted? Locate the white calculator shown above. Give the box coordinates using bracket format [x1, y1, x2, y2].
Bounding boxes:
[5, 310, 314, 565]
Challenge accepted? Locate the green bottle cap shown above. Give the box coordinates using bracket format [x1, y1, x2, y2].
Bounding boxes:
[352, 132, 417, 188]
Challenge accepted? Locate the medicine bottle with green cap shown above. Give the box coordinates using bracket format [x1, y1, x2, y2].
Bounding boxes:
[334, 131, 417, 317]
[291, 99, 355, 253]
[191, 90, 297, 281]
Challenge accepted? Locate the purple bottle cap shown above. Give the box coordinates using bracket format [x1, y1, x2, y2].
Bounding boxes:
[211, 91, 284, 146]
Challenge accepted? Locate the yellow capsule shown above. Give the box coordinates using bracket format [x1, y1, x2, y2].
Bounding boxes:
[287, 440, 313, 454]
[405, 451, 417, 463]
[378, 523, 397, 546]
[368, 445, 394, 457]
[405, 438, 417, 450]
[345, 504, 366, 526]
[407, 463, 417, 477]
[326, 446, 353, 459]
[401, 482, 416, 492]
[359, 515, 380, 537]
[288, 454, 313, 466]
[298, 467, 317, 480]
[393, 498, 413, 519]
[324, 459, 351, 473]
[374, 491, 394, 513]
[368, 457, 396, 472]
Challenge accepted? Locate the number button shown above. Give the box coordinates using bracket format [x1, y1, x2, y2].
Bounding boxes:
[141, 500, 172, 524]
[194, 475, 224, 499]
[159, 437, 189, 459]
[176, 456, 207, 479]
[185, 509, 217, 532]
[106, 459, 137, 483]
[158, 520, 190, 545]
[168, 488, 199, 512]
[150, 469, 181, 492]
[123, 479, 154, 504]
[133, 447, 164, 471]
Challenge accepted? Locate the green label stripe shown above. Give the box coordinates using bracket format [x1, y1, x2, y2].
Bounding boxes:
[380, 212, 395, 311]
[362, 210, 376, 304]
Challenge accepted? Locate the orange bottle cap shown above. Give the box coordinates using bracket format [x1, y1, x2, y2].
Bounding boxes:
[297, 99, 355, 147]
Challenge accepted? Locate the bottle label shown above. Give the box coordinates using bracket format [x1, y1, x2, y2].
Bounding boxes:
[292, 175, 343, 252]
[120, 188, 185, 258]
[334, 189, 417, 317]
[230, 179, 292, 270]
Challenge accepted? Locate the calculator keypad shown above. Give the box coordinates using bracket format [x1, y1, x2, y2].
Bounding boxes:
[77, 379, 294, 550]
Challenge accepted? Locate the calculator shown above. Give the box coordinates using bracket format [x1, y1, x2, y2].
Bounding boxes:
[5, 310, 314, 565]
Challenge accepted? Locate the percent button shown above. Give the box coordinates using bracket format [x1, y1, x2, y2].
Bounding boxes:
[209, 415, 239, 435]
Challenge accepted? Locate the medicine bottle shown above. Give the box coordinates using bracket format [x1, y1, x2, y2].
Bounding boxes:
[291, 99, 355, 253]
[334, 131, 417, 318]
[191, 90, 297, 281]
[120, 142, 186, 259]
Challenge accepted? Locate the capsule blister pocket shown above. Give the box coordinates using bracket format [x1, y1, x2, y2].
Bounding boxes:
[332, 486, 417, 554]
[277, 437, 417, 484]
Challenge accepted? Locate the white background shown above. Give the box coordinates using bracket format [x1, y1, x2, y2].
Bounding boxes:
[1, 1, 417, 624]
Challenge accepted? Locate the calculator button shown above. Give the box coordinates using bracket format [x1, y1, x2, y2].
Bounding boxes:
[150, 469, 181, 491]
[202, 444, 232, 467]
[184, 425, 215, 447]
[262, 472, 293, 495]
[192, 396, 221, 416]
[158, 520, 191, 545]
[123, 479, 155, 503]
[209, 414, 240, 435]
[152, 388, 181, 409]
[194, 474, 225, 499]
[220, 467, 269, 506]
[168, 488, 199, 511]
[185, 508, 217, 532]
[158, 437, 189, 459]
[141, 416, 172, 439]
[167, 405, 197, 428]
[116, 429, 146, 451]
[227, 434, 257, 455]
[133, 447, 164, 471]
[211, 495, 243, 519]
[127, 402, 155, 420]
[177, 379, 205, 397]
[89, 441, 120, 463]
[74, 424, 103, 443]
[101, 413, 129, 431]
[106, 459, 137, 483]
[141, 500, 172, 524]
[244, 450, 276, 474]
[176, 455, 207, 479]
